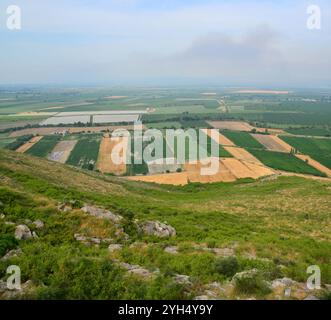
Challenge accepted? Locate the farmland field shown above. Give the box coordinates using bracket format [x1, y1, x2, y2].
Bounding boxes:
[281, 136, 331, 169]
[285, 127, 331, 137]
[26, 135, 61, 157]
[66, 135, 101, 169]
[146, 121, 182, 129]
[221, 130, 265, 149]
[249, 149, 326, 176]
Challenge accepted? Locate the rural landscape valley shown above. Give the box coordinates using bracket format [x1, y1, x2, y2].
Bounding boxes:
[1, 0, 331, 308]
[1, 86, 331, 300]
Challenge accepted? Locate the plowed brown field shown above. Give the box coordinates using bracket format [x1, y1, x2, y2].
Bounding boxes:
[251, 134, 292, 153]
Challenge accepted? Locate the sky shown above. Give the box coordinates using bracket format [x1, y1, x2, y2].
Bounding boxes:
[0, 0, 330, 87]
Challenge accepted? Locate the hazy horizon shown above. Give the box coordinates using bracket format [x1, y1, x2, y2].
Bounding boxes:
[1, 0, 330, 87]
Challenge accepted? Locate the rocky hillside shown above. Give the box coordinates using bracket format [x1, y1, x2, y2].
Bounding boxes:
[0, 149, 330, 300]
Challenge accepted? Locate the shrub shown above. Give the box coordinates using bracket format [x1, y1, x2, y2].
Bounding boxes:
[233, 270, 271, 296]
[215, 257, 239, 278]
[0, 234, 18, 257]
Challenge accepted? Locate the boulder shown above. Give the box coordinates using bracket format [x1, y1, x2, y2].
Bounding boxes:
[232, 269, 259, 283]
[272, 278, 296, 289]
[1, 248, 22, 261]
[33, 220, 44, 229]
[138, 221, 176, 238]
[108, 244, 123, 253]
[74, 234, 111, 246]
[15, 225, 32, 240]
[119, 262, 159, 279]
[164, 246, 178, 254]
[173, 274, 192, 286]
[57, 203, 72, 212]
[81, 205, 123, 223]
[0, 214, 5, 219]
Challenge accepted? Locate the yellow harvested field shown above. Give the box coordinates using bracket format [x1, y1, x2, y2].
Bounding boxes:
[127, 157, 274, 186]
[184, 160, 236, 183]
[16, 136, 43, 153]
[47, 140, 77, 163]
[224, 146, 262, 164]
[127, 172, 189, 186]
[251, 134, 292, 153]
[97, 135, 129, 175]
[221, 158, 259, 179]
[201, 129, 235, 146]
[295, 155, 331, 177]
[207, 121, 254, 132]
[244, 162, 275, 177]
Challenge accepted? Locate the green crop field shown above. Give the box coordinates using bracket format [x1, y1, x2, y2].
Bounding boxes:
[127, 136, 149, 175]
[285, 127, 331, 137]
[146, 121, 182, 129]
[221, 130, 265, 149]
[281, 136, 331, 169]
[26, 135, 61, 158]
[66, 135, 101, 170]
[249, 149, 326, 176]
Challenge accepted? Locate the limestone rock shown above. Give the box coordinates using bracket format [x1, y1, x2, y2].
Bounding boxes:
[33, 220, 44, 229]
[164, 246, 178, 254]
[108, 244, 123, 252]
[81, 205, 123, 223]
[15, 225, 32, 240]
[1, 248, 22, 261]
[138, 221, 176, 238]
[173, 274, 192, 286]
[119, 262, 158, 279]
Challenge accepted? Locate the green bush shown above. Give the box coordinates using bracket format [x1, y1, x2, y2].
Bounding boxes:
[234, 271, 271, 296]
[0, 234, 18, 257]
[215, 257, 239, 278]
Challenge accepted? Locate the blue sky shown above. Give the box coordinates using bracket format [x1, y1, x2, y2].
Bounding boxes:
[0, 0, 330, 86]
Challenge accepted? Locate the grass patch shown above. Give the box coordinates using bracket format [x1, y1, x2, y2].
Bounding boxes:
[66, 135, 101, 170]
[221, 130, 265, 149]
[281, 136, 331, 169]
[249, 149, 326, 176]
[26, 135, 60, 157]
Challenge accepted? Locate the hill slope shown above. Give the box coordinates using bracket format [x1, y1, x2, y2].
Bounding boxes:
[0, 149, 330, 299]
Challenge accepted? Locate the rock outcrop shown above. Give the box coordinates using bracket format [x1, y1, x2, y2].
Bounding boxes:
[138, 221, 176, 238]
[14, 225, 32, 240]
[1, 248, 22, 261]
[33, 220, 44, 229]
[108, 244, 123, 252]
[81, 205, 123, 223]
